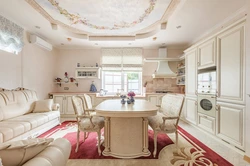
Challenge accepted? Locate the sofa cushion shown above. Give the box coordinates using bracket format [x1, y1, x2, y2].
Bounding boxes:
[0, 138, 53, 166]
[33, 99, 53, 113]
[0, 122, 31, 142]
[8, 114, 50, 129]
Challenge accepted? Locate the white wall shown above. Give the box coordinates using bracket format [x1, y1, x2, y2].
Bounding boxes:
[0, 31, 58, 99]
[0, 50, 22, 89]
[245, 0, 250, 158]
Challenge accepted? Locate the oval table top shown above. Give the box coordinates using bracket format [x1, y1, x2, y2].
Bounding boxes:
[95, 99, 158, 117]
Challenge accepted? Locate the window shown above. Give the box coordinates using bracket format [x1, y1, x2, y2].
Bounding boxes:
[101, 48, 142, 95]
[102, 71, 142, 95]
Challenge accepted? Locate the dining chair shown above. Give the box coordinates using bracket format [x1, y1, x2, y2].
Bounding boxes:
[71, 95, 104, 155]
[83, 94, 95, 114]
[148, 93, 185, 157]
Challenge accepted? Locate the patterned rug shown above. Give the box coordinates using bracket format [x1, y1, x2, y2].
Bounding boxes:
[38, 121, 232, 165]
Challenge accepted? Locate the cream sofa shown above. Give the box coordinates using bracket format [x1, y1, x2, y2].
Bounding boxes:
[0, 137, 71, 166]
[0, 89, 60, 143]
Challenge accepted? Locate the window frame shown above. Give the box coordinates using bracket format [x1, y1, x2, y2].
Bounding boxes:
[102, 70, 142, 95]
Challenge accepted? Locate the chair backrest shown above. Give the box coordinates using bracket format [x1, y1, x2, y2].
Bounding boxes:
[71, 96, 85, 116]
[160, 94, 185, 122]
[83, 94, 93, 109]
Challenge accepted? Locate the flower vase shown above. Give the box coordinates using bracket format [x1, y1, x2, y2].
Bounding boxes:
[130, 96, 135, 103]
[127, 99, 131, 104]
[121, 98, 126, 104]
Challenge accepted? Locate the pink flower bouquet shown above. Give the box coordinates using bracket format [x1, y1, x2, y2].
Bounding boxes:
[127, 91, 135, 97]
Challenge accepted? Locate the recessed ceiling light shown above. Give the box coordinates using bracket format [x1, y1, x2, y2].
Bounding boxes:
[176, 25, 182, 29]
[128, 43, 132, 45]
[67, 38, 72, 41]
[95, 43, 98, 45]
[35, 26, 40, 29]
[153, 37, 157, 41]
[61, 43, 64, 45]
[161, 43, 165, 45]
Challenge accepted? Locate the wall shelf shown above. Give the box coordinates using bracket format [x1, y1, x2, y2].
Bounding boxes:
[55, 82, 79, 87]
[75, 67, 100, 79]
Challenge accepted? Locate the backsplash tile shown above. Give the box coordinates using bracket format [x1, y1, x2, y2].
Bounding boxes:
[143, 76, 181, 93]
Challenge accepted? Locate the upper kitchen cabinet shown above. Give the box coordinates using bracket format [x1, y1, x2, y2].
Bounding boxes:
[197, 38, 216, 70]
[217, 20, 245, 104]
[185, 48, 197, 98]
[75, 67, 101, 79]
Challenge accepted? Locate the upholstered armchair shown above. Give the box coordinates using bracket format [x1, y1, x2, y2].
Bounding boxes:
[71, 96, 104, 155]
[83, 94, 95, 115]
[148, 94, 185, 157]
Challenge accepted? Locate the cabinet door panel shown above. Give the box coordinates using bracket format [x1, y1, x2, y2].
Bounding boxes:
[185, 49, 197, 97]
[65, 96, 75, 114]
[217, 23, 245, 104]
[54, 96, 64, 114]
[198, 113, 215, 134]
[147, 95, 158, 105]
[185, 97, 197, 125]
[217, 102, 244, 149]
[198, 38, 216, 69]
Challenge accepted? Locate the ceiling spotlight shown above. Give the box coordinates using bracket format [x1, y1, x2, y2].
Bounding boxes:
[153, 37, 157, 41]
[161, 43, 165, 45]
[67, 38, 72, 41]
[35, 26, 40, 29]
[176, 25, 182, 29]
[61, 43, 64, 45]
[128, 43, 132, 45]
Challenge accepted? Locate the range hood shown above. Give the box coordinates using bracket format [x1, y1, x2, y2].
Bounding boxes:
[144, 48, 179, 78]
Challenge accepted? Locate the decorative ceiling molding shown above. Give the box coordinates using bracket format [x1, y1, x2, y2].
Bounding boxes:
[25, 0, 181, 41]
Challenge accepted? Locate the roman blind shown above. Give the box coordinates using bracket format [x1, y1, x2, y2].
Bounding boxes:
[102, 48, 142, 71]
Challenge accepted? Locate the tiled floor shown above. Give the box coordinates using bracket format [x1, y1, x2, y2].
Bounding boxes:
[61, 118, 250, 166]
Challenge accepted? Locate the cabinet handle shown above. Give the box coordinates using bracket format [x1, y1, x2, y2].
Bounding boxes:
[210, 96, 216, 98]
[215, 104, 220, 111]
[195, 101, 197, 105]
[197, 62, 200, 66]
[195, 90, 198, 95]
[201, 115, 208, 118]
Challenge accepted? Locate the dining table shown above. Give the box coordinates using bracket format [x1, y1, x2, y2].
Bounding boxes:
[95, 99, 158, 158]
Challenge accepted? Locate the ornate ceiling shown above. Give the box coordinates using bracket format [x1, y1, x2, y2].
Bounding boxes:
[26, 0, 180, 40]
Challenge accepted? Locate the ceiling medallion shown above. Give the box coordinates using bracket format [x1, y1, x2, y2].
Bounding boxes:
[26, 0, 180, 40]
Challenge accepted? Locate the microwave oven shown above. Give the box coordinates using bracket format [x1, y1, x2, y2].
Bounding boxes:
[198, 71, 216, 94]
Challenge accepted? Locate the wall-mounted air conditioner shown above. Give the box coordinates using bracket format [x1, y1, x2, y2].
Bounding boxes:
[29, 35, 53, 51]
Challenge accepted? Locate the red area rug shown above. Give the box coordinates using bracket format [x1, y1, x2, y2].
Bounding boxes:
[38, 121, 233, 165]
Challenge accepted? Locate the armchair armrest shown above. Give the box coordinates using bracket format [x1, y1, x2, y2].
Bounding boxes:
[52, 103, 60, 111]
[161, 115, 179, 128]
[76, 115, 95, 128]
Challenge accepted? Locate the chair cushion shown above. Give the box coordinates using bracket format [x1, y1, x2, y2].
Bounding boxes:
[148, 112, 176, 133]
[79, 116, 104, 130]
[0, 138, 53, 166]
[33, 99, 53, 113]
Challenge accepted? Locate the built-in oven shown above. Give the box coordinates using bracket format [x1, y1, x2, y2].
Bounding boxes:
[197, 70, 217, 117]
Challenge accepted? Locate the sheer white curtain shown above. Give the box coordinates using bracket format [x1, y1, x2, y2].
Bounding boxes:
[0, 15, 24, 54]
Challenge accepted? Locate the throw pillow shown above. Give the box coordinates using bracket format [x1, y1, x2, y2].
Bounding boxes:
[0, 138, 53, 166]
[33, 99, 53, 112]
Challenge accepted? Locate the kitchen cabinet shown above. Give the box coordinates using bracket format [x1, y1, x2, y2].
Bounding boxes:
[184, 97, 197, 125]
[198, 113, 216, 134]
[75, 67, 100, 79]
[146, 94, 165, 106]
[217, 21, 245, 105]
[53, 95, 75, 117]
[216, 101, 244, 149]
[197, 38, 216, 70]
[185, 48, 197, 98]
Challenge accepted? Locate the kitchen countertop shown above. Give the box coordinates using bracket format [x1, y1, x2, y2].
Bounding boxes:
[49, 92, 184, 97]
